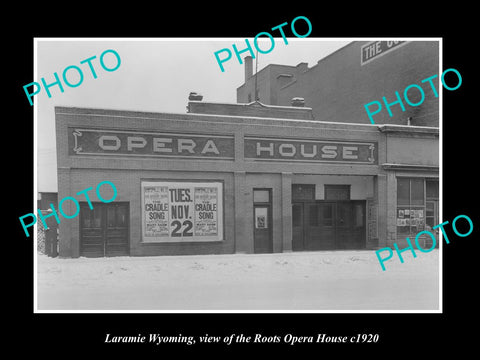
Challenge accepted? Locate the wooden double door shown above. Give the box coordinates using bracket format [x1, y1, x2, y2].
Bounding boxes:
[292, 201, 366, 251]
[79, 202, 129, 257]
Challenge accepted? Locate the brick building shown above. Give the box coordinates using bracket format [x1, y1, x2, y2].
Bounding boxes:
[54, 98, 438, 257]
[237, 40, 440, 127]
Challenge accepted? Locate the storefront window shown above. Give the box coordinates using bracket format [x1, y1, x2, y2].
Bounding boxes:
[397, 178, 425, 236]
[426, 179, 439, 199]
[397, 178, 410, 205]
[410, 178, 424, 205]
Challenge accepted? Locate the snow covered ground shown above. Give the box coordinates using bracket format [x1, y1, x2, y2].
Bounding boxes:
[36, 250, 440, 311]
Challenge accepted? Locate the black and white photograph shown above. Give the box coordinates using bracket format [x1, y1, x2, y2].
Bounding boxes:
[9, 7, 478, 355]
[33, 37, 441, 312]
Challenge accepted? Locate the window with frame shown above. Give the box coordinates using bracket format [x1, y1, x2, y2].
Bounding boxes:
[292, 184, 315, 201]
[397, 178, 425, 236]
[426, 179, 439, 199]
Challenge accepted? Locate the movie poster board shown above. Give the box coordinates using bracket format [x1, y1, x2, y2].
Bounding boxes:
[141, 181, 223, 242]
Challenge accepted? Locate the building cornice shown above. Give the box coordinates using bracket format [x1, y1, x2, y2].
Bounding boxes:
[381, 163, 439, 172]
[377, 124, 439, 138]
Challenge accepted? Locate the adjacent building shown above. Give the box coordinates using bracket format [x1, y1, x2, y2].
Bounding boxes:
[237, 40, 439, 127]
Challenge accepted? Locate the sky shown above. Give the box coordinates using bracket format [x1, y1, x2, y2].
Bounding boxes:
[35, 38, 350, 192]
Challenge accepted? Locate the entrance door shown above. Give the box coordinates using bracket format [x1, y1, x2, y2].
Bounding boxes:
[292, 202, 304, 251]
[254, 205, 272, 253]
[335, 201, 366, 249]
[291, 201, 365, 251]
[80, 202, 129, 257]
[305, 202, 336, 250]
[294, 202, 336, 250]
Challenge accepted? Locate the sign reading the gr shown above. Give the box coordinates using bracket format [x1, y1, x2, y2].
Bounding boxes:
[361, 41, 406, 65]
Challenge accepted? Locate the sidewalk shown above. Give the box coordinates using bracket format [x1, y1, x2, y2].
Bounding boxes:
[36, 250, 440, 311]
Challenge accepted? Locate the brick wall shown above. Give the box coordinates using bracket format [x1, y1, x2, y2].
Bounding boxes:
[238, 63, 299, 105]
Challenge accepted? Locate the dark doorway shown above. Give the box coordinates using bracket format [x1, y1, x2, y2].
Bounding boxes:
[79, 202, 129, 257]
[292, 201, 366, 251]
